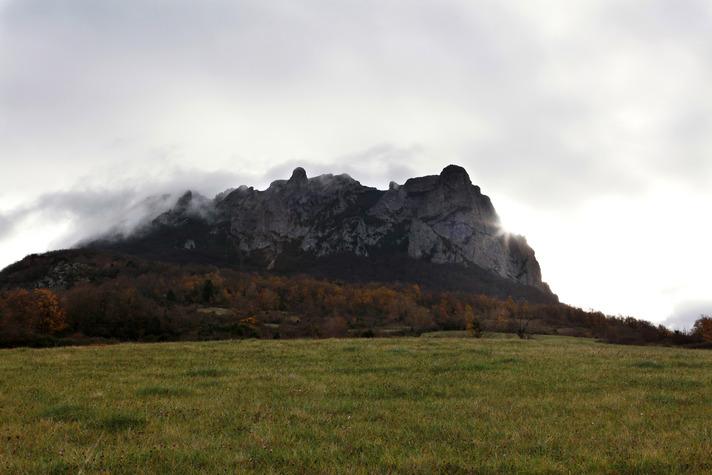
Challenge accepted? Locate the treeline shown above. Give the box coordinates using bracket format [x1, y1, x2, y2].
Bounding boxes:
[0, 252, 709, 348]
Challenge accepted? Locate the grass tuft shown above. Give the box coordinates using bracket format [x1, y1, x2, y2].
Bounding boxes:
[632, 360, 665, 369]
[40, 404, 91, 423]
[184, 368, 225, 378]
[97, 413, 146, 432]
[136, 386, 191, 397]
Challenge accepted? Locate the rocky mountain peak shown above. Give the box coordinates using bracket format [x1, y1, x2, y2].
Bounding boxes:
[289, 167, 308, 185]
[90, 165, 553, 300]
[175, 190, 193, 208]
[439, 164, 471, 189]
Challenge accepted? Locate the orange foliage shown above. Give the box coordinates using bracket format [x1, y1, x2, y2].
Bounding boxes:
[32, 288, 67, 333]
[0, 288, 67, 343]
[239, 316, 258, 327]
[1, 253, 691, 346]
[693, 316, 712, 343]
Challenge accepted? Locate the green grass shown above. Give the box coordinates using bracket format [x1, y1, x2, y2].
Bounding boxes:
[1, 336, 712, 474]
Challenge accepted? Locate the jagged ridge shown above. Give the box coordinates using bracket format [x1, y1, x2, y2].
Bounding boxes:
[87, 165, 555, 302]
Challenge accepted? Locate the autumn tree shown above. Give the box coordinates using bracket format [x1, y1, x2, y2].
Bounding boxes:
[514, 302, 533, 339]
[201, 279, 216, 303]
[257, 288, 280, 311]
[321, 316, 349, 338]
[0, 289, 33, 343]
[32, 289, 67, 334]
[693, 315, 712, 343]
[492, 298, 516, 333]
[0, 288, 67, 344]
[64, 282, 163, 340]
[464, 304, 481, 338]
[404, 302, 434, 332]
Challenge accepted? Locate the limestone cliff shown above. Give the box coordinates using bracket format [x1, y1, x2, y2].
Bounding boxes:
[88, 165, 553, 299]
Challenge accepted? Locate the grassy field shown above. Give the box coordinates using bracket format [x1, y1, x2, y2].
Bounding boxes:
[1, 335, 712, 474]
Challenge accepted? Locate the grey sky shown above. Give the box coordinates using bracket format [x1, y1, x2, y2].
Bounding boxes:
[1, 0, 711, 327]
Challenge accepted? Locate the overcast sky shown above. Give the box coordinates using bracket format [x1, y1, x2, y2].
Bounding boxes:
[1, 0, 711, 328]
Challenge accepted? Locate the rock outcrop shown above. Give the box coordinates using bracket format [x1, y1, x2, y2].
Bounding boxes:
[88, 165, 553, 298]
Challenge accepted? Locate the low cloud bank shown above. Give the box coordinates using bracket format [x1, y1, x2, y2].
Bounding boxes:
[0, 154, 412, 268]
[0, 167, 254, 267]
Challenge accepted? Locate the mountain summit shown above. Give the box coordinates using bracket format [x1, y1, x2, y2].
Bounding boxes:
[88, 166, 555, 302]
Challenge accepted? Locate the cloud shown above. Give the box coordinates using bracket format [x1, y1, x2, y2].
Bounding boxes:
[0, 188, 162, 246]
[663, 301, 712, 331]
[0, 166, 255, 257]
[2, 0, 709, 207]
[262, 144, 423, 189]
[0, 213, 14, 239]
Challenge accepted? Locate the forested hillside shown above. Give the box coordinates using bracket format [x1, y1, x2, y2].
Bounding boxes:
[1, 250, 707, 348]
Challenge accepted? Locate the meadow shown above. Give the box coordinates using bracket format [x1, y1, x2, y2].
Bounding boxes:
[1, 335, 711, 474]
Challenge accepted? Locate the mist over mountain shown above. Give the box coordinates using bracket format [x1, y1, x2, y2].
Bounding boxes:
[85, 165, 555, 303]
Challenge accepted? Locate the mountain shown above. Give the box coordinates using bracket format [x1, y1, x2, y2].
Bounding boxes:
[5, 165, 693, 348]
[85, 165, 556, 303]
